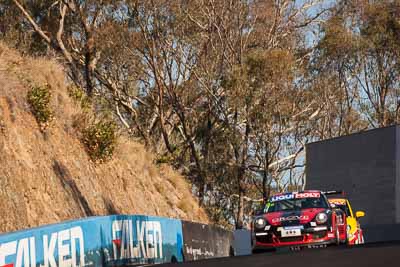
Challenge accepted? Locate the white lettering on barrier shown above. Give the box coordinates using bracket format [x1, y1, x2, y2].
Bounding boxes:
[30, 237, 36, 267]
[0, 226, 85, 267]
[112, 220, 163, 261]
[58, 229, 71, 267]
[0, 241, 17, 266]
[137, 220, 146, 259]
[16, 238, 29, 267]
[185, 246, 214, 261]
[70, 227, 84, 267]
[43, 233, 57, 267]
[112, 220, 122, 259]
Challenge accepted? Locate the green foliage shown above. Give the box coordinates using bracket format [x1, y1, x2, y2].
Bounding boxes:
[155, 154, 172, 165]
[67, 85, 91, 110]
[317, 17, 357, 62]
[16, 0, 399, 228]
[82, 119, 118, 163]
[360, 2, 400, 50]
[0, 0, 55, 55]
[155, 145, 179, 165]
[313, 1, 400, 128]
[27, 84, 53, 126]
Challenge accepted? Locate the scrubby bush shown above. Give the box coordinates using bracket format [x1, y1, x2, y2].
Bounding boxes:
[27, 84, 53, 127]
[82, 119, 118, 162]
[67, 85, 91, 110]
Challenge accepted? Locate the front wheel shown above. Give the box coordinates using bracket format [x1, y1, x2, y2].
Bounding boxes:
[341, 229, 348, 245]
[335, 227, 341, 245]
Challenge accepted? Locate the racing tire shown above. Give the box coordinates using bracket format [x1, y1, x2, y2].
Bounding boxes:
[335, 227, 340, 246]
[341, 230, 348, 245]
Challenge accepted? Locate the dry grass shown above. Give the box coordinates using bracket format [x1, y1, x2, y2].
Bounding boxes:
[154, 182, 166, 195]
[0, 42, 208, 233]
[177, 199, 193, 214]
[166, 174, 179, 187]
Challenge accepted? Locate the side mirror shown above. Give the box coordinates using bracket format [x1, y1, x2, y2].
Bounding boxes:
[356, 211, 365, 218]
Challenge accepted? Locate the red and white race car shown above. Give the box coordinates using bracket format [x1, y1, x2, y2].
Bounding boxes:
[251, 190, 347, 251]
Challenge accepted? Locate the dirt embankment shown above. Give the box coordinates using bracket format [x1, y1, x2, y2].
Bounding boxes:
[0, 43, 208, 233]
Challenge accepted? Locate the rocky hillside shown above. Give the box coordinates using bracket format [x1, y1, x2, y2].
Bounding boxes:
[0, 43, 208, 233]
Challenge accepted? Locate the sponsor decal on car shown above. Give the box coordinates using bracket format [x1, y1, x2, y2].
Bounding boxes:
[283, 226, 304, 230]
[270, 192, 320, 202]
[270, 193, 295, 202]
[272, 215, 310, 223]
[295, 192, 320, 199]
[328, 199, 346, 205]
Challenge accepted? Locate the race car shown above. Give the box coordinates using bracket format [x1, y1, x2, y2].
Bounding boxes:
[327, 195, 365, 245]
[251, 190, 347, 251]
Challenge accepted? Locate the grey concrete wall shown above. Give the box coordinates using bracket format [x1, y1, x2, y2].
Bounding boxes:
[306, 126, 400, 242]
[396, 128, 400, 224]
[233, 230, 252, 256]
[181, 221, 234, 261]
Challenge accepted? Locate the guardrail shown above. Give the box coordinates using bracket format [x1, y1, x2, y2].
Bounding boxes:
[0, 215, 233, 266]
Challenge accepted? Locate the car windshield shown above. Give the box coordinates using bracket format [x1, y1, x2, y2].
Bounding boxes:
[329, 203, 351, 216]
[328, 199, 351, 216]
[264, 195, 329, 213]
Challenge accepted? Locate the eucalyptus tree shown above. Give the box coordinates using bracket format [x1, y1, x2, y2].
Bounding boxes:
[10, 0, 332, 228]
[311, 0, 400, 133]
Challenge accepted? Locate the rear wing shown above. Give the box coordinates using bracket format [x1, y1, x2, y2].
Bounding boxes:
[322, 190, 345, 196]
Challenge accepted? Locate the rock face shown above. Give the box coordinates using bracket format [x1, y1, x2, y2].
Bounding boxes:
[0, 43, 208, 233]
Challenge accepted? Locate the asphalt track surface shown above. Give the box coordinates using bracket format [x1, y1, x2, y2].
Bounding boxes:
[158, 242, 400, 267]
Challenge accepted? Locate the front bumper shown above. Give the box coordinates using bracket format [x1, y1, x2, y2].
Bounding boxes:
[253, 226, 337, 249]
[347, 229, 363, 245]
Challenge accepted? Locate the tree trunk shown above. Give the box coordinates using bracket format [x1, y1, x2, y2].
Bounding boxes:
[262, 142, 269, 202]
[262, 174, 268, 202]
[158, 86, 174, 153]
[198, 182, 205, 206]
[236, 185, 245, 229]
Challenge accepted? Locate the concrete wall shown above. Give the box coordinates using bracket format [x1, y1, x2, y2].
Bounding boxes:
[306, 125, 400, 242]
[0, 215, 235, 266]
[0, 215, 184, 266]
[181, 221, 233, 261]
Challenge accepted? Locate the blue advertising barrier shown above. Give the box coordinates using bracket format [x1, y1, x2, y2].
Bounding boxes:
[0, 215, 183, 267]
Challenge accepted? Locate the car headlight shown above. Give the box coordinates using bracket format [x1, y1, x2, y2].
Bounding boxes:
[315, 213, 328, 224]
[254, 218, 267, 229]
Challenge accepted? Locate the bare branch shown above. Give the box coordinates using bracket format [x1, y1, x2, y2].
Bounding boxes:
[12, 0, 52, 44]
